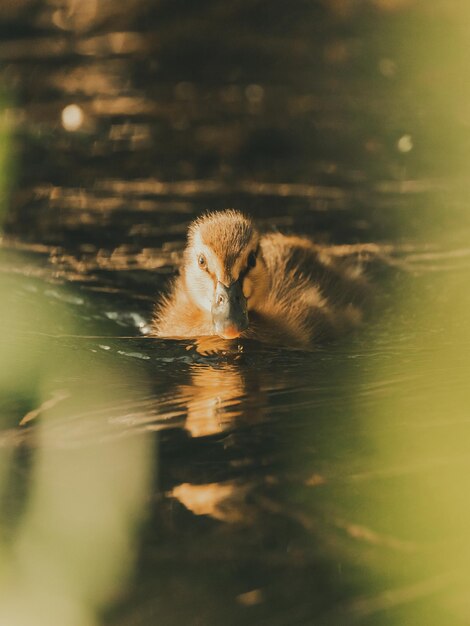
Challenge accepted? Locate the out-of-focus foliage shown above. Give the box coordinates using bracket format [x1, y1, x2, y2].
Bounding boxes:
[0, 270, 154, 626]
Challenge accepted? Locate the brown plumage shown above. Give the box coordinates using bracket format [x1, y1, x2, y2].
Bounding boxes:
[152, 210, 370, 348]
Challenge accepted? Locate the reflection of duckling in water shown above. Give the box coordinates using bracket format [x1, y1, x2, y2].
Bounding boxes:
[181, 362, 269, 437]
[182, 363, 246, 438]
[153, 210, 371, 348]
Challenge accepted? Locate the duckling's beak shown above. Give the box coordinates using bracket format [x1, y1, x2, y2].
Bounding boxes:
[211, 280, 248, 339]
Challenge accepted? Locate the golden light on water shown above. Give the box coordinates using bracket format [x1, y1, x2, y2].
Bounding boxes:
[61, 104, 84, 131]
[171, 482, 248, 524]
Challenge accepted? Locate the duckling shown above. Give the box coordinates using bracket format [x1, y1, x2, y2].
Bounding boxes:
[152, 210, 370, 348]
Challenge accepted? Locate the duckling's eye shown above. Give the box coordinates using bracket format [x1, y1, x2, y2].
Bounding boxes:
[247, 251, 257, 269]
[198, 254, 207, 269]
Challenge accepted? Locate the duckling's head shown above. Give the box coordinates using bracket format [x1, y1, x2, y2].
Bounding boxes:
[183, 210, 269, 339]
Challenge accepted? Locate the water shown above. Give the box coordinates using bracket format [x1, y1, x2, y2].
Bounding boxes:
[1, 2, 470, 625]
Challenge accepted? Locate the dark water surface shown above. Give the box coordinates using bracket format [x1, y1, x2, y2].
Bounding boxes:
[1, 2, 470, 625]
